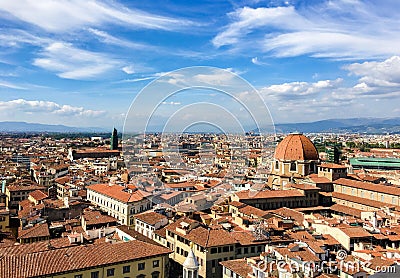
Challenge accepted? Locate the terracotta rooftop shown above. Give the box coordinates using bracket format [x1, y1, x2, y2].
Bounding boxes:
[82, 210, 117, 226]
[289, 183, 320, 191]
[340, 226, 371, 238]
[235, 189, 304, 200]
[274, 133, 319, 161]
[0, 240, 171, 278]
[18, 223, 50, 240]
[335, 178, 400, 196]
[220, 258, 253, 277]
[332, 192, 396, 210]
[87, 183, 150, 203]
[330, 203, 362, 218]
[135, 211, 167, 226]
[7, 184, 46, 192]
[319, 163, 347, 169]
[29, 190, 48, 201]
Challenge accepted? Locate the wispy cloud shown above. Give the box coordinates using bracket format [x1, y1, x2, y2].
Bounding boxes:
[0, 0, 194, 32]
[0, 80, 26, 90]
[251, 57, 268, 66]
[0, 99, 106, 117]
[32, 42, 119, 80]
[87, 28, 156, 50]
[213, 1, 400, 59]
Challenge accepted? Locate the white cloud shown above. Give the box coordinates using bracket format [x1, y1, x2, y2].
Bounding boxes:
[0, 0, 193, 32]
[33, 42, 118, 79]
[212, 6, 307, 47]
[213, 2, 400, 59]
[0, 99, 106, 117]
[0, 81, 26, 90]
[87, 28, 154, 50]
[122, 65, 135, 74]
[262, 78, 343, 98]
[345, 56, 400, 87]
[251, 57, 268, 65]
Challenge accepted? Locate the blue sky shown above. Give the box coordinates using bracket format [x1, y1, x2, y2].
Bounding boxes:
[0, 0, 400, 130]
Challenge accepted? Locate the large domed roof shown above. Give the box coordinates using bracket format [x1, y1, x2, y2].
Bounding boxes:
[274, 133, 319, 161]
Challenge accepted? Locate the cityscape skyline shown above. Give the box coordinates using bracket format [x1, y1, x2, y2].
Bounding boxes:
[0, 0, 400, 130]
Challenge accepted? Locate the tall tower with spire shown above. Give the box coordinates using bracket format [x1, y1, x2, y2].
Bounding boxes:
[110, 128, 118, 150]
[183, 244, 199, 278]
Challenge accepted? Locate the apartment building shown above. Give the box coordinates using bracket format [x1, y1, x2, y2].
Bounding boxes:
[86, 183, 152, 225]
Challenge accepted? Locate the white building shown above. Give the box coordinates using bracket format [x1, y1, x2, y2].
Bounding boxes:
[134, 211, 168, 238]
[87, 183, 152, 225]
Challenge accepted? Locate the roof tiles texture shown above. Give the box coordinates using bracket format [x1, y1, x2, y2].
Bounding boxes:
[0, 240, 171, 278]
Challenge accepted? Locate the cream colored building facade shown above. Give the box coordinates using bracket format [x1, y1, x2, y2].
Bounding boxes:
[87, 183, 151, 226]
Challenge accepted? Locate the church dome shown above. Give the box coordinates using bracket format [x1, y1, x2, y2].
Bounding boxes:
[274, 133, 319, 161]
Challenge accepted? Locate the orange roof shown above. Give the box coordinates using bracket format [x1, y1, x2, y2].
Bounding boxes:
[274, 133, 319, 161]
[335, 178, 400, 196]
[332, 192, 394, 209]
[18, 223, 49, 239]
[319, 163, 347, 169]
[29, 190, 48, 201]
[235, 189, 304, 200]
[135, 211, 167, 226]
[87, 183, 150, 203]
[0, 240, 171, 277]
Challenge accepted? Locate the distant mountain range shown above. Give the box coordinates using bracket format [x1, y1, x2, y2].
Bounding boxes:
[273, 117, 400, 134]
[0, 121, 108, 133]
[2, 118, 400, 134]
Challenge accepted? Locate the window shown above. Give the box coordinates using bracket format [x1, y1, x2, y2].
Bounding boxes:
[123, 265, 131, 273]
[137, 275, 146, 278]
[290, 162, 296, 171]
[107, 268, 115, 277]
[153, 260, 159, 267]
[210, 247, 218, 254]
[152, 271, 160, 278]
[275, 161, 279, 170]
[138, 262, 145, 270]
[91, 272, 99, 278]
[74, 275, 82, 278]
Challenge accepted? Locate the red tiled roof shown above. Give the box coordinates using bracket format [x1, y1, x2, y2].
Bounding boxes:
[332, 192, 396, 209]
[319, 163, 347, 169]
[274, 133, 319, 161]
[330, 203, 362, 218]
[235, 189, 304, 200]
[335, 178, 400, 196]
[87, 183, 150, 203]
[135, 211, 167, 226]
[220, 259, 252, 277]
[83, 210, 117, 226]
[18, 223, 50, 239]
[29, 190, 48, 201]
[0, 240, 171, 278]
